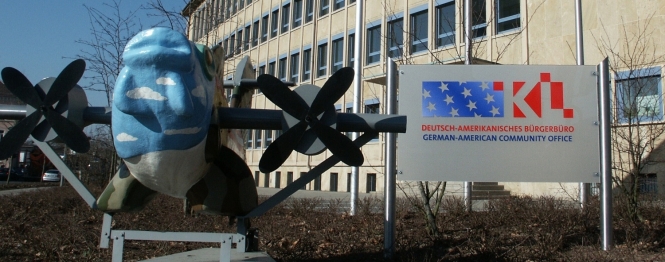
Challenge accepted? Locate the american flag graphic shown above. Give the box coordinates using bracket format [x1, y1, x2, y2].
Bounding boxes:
[422, 81, 505, 117]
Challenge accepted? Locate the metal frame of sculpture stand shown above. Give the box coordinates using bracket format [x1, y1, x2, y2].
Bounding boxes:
[31, 131, 378, 262]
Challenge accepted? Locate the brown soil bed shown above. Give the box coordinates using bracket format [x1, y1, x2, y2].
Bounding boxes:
[1, 186, 664, 261]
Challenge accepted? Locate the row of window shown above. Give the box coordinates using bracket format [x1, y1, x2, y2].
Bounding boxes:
[217, 0, 520, 67]
[244, 102, 379, 149]
[219, 0, 356, 59]
[254, 171, 377, 192]
[247, 34, 355, 85]
[193, 0, 358, 39]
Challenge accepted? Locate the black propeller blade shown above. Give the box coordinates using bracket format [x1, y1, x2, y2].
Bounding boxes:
[0, 59, 90, 159]
[257, 68, 364, 173]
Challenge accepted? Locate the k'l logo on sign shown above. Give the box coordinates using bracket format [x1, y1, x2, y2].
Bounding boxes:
[421, 72, 574, 119]
[512, 73, 574, 119]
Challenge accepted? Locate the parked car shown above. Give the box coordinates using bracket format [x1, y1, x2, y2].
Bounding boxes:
[0, 168, 21, 181]
[42, 169, 61, 182]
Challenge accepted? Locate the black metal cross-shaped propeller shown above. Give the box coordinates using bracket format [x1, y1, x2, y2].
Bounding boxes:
[0, 59, 90, 159]
[256, 67, 364, 173]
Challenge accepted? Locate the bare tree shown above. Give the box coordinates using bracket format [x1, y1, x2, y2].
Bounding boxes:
[144, 0, 190, 35]
[592, 13, 665, 222]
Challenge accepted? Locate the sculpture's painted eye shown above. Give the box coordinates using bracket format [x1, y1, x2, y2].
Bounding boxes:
[196, 44, 216, 81]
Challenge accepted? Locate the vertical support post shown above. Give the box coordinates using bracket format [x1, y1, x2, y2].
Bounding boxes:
[463, 0, 473, 212]
[351, 0, 364, 216]
[112, 233, 125, 262]
[598, 58, 613, 250]
[384, 58, 398, 259]
[60, 146, 66, 187]
[100, 213, 113, 248]
[220, 235, 232, 262]
[576, 0, 590, 209]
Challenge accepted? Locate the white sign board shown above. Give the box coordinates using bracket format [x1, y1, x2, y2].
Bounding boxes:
[397, 65, 600, 183]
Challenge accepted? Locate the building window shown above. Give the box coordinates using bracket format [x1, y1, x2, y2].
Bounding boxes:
[281, 4, 290, 34]
[496, 0, 520, 33]
[254, 129, 262, 148]
[300, 172, 307, 190]
[472, 0, 487, 38]
[236, 30, 243, 54]
[333, 0, 344, 11]
[366, 101, 380, 140]
[293, 0, 303, 28]
[278, 57, 288, 81]
[225, 0, 231, 18]
[331, 38, 344, 73]
[387, 18, 404, 58]
[436, 1, 455, 48]
[313, 175, 321, 191]
[222, 38, 229, 56]
[265, 130, 273, 147]
[243, 25, 251, 50]
[229, 34, 236, 57]
[261, 15, 269, 42]
[639, 173, 658, 194]
[268, 61, 276, 76]
[252, 20, 260, 46]
[365, 102, 380, 114]
[319, 0, 329, 16]
[347, 33, 355, 67]
[238, 0, 244, 10]
[246, 129, 252, 148]
[271, 9, 279, 38]
[317, 43, 328, 77]
[275, 171, 281, 188]
[287, 172, 294, 185]
[254, 171, 260, 186]
[616, 67, 663, 123]
[264, 172, 269, 187]
[346, 173, 351, 192]
[305, 0, 314, 23]
[330, 173, 338, 192]
[366, 173, 376, 192]
[290, 52, 300, 83]
[258, 65, 266, 76]
[366, 25, 381, 64]
[411, 10, 428, 54]
[302, 49, 312, 81]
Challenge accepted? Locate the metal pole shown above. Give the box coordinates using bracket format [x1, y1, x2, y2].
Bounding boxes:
[575, 0, 590, 209]
[463, 0, 473, 212]
[464, 0, 472, 64]
[598, 58, 613, 250]
[61, 146, 66, 187]
[384, 58, 397, 259]
[350, 0, 364, 216]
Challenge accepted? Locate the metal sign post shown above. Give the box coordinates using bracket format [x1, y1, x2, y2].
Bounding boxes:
[350, 0, 364, 216]
[576, 0, 591, 209]
[598, 58, 613, 250]
[384, 58, 398, 259]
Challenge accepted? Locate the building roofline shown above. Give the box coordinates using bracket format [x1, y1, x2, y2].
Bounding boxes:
[181, 0, 204, 17]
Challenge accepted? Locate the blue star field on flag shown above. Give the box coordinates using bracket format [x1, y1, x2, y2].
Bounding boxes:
[422, 81, 505, 117]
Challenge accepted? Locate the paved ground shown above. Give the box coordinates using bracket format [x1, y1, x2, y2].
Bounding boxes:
[256, 186, 386, 200]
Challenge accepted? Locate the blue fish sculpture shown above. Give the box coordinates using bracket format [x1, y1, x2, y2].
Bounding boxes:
[96, 27, 257, 216]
